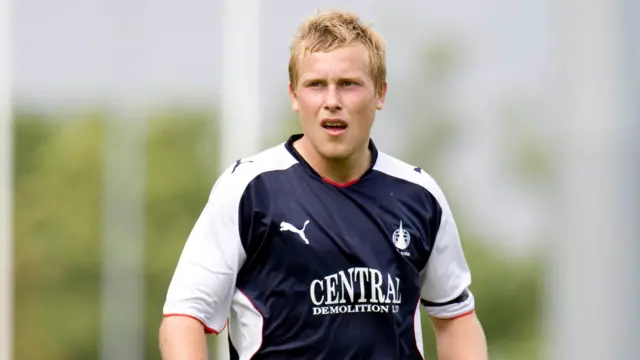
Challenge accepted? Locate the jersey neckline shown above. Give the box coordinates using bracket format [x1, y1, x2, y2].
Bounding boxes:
[284, 134, 379, 188]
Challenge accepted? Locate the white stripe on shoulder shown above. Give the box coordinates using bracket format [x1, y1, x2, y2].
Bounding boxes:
[210, 143, 298, 201]
[373, 152, 448, 207]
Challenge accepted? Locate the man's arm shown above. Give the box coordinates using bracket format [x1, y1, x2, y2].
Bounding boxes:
[431, 312, 488, 360]
[159, 316, 208, 360]
[417, 173, 487, 359]
[159, 164, 248, 359]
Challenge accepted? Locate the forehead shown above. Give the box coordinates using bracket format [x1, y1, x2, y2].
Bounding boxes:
[296, 43, 371, 80]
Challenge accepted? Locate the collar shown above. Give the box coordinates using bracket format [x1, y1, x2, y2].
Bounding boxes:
[284, 133, 378, 187]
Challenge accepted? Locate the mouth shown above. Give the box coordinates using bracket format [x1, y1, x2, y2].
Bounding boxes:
[321, 118, 348, 135]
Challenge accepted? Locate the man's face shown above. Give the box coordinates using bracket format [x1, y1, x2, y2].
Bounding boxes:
[289, 43, 386, 160]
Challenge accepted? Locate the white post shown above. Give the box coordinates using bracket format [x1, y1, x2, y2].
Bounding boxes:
[100, 1, 147, 359]
[0, 1, 13, 359]
[216, 0, 261, 358]
[548, 0, 640, 359]
[100, 108, 146, 360]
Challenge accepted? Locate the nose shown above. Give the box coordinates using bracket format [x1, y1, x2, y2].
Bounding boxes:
[323, 85, 342, 112]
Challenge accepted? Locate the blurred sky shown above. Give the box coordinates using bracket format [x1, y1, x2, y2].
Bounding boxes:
[11, 0, 555, 254]
[13, 0, 553, 113]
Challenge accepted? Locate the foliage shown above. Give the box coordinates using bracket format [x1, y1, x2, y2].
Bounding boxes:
[13, 108, 220, 360]
[405, 38, 543, 359]
[419, 235, 542, 360]
[14, 114, 104, 360]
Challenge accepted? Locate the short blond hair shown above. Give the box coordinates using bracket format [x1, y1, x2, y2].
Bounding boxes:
[288, 10, 387, 96]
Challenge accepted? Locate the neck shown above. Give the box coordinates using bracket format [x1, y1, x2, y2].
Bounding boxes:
[294, 137, 371, 185]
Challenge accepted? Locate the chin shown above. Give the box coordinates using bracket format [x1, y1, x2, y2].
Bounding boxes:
[317, 144, 354, 160]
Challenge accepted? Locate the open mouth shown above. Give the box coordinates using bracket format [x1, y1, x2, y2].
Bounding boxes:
[321, 119, 348, 131]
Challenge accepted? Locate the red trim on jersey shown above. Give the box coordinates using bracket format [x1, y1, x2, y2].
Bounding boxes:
[448, 309, 475, 320]
[163, 313, 226, 335]
[322, 177, 359, 187]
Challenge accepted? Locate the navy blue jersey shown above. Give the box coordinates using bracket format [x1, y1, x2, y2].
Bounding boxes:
[163, 134, 475, 359]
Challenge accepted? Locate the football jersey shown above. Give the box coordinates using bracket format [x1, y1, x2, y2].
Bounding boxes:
[163, 134, 475, 359]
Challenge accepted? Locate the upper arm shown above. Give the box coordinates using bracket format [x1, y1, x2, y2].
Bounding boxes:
[419, 179, 475, 319]
[159, 315, 209, 360]
[162, 169, 248, 334]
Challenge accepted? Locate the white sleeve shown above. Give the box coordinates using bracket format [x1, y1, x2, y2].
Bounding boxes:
[419, 179, 475, 319]
[162, 170, 247, 334]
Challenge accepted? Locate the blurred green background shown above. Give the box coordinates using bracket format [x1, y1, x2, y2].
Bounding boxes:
[12, 106, 543, 359]
[10, 0, 640, 358]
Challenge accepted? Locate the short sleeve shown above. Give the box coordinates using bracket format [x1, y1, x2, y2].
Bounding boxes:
[419, 180, 475, 319]
[162, 169, 247, 334]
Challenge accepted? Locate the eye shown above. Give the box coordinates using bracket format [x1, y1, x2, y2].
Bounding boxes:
[307, 81, 323, 87]
[341, 80, 359, 87]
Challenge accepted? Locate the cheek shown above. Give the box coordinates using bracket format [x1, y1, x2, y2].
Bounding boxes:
[297, 91, 322, 108]
[296, 101, 321, 130]
[346, 95, 377, 123]
[297, 98, 322, 119]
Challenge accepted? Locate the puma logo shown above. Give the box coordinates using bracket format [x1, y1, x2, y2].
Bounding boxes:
[280, 220, 310, 244]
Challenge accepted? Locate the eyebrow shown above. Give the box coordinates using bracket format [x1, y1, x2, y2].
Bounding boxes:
[301, 75, 365, 83]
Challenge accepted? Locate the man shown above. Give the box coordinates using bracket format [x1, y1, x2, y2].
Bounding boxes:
[160, 10, 487, 360]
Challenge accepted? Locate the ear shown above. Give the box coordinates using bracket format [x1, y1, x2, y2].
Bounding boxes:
[375, 82, 388, 110]
[289, 83, 299, 112]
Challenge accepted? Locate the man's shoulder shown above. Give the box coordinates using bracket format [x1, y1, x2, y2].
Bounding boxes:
[228, 142, 297, 176]
[210, 143, 298, 200]
[373, 151, 447, 204]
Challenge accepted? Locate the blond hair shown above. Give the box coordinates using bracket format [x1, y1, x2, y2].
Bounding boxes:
[288, 10, 387, 96]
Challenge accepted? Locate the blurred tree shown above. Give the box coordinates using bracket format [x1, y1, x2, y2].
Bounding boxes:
[13, 111, 59, 182]
[143, 107, 221, 359]
[13, 108, 221, 360]
[401, 39, 543, 359]
[402, 38, 464, 182]
[499, 98, 555, 190]
[14, 113, 103, 360]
